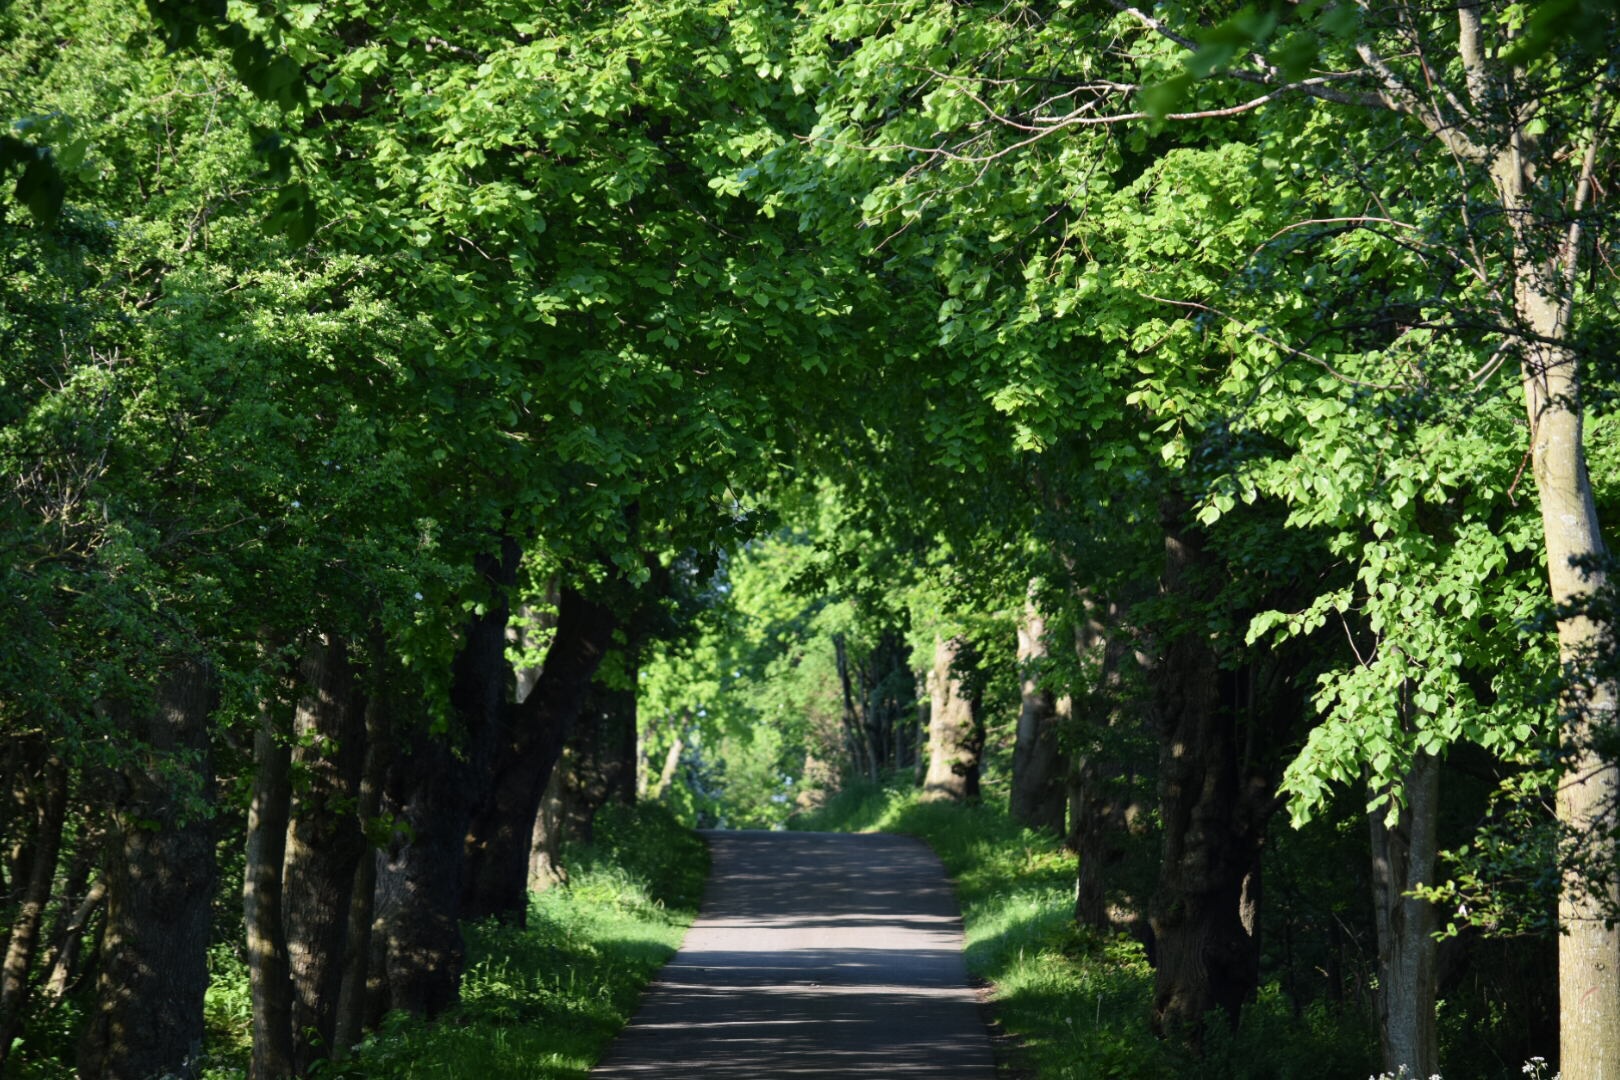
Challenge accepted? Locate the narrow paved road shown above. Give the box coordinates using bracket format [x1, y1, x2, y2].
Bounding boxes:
[592, 830, 998, 1078]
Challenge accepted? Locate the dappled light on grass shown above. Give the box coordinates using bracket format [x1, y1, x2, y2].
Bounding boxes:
[196, 804, 706, 1079]
[796, 778, 1380, 1079]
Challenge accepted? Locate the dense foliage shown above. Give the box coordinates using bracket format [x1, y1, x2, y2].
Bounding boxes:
[3, 0, 1618, 1076]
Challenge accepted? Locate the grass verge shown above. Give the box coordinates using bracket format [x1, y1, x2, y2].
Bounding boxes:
[199, 802, 706, 1079]
[793, 779, 1375, 1080]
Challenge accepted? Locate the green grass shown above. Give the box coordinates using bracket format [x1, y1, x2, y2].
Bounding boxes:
[793, 779, 1376, 1080]
[199, 801, 707, 1079]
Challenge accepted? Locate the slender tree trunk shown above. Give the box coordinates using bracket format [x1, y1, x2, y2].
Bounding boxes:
[833, 634, 876, 782]
[921, 636, 984, 802]
[245, 708, 295, 1080]
[1504, 202, 1620, 1080]
[1441, 26, 1620, 1069]
[283, 633, 368, 1075]
[1370, 749, 1440, 1079]
[334, 694, 388, 1058]
[80, 660, 217, 1080]
[0, 741, 18, 908]
[1011, 588, 1068, 835]
[42, 878, 104, 1003]
[913, 677, 929, 788]
[653, 737, 684, 800]
[0, 743, 68, 1073]
[462, 583, 616, 924]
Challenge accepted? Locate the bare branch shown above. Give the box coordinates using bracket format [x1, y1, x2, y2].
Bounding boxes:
[1355, 41, 1490, 163]
[1102, 1, 1200, 53]
[812, 75, 1390, 167]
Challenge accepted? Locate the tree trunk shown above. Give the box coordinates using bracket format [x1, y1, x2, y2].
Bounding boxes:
[1370, 749, 1440, 1079]
[1451, 30, 1619, 1071]
[462, 582, 617, 924]
[42, 878, 104, 1003]
[80, 659, 217, 1080]
[913, 675, 929, 788]
[557, 654, 639, 845]
[833, 634, 876, 783]
[1148, 521, 1283, 1042]
[1071, 599, 1153, 939]
[1011, 588, 1069, 835]
[244, 708, 295, 1080]
[283, 633, 368, 1074]
[1148, 624, 1261, 1038]
[1503, 191, 1620, 1080]
[371, 717, 469, 1020]
[0, 741, 68, 1074]
[446, 537, 524, 924]
[528, 762, 568, 892]
[334, 693, 388, 1058]
[921, 636, 983, 802]
[656, 737, 684, 797]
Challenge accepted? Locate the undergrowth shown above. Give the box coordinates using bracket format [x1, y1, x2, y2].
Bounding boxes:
[197, 801, 706, 1079]
[793, 779, 1377, 1080]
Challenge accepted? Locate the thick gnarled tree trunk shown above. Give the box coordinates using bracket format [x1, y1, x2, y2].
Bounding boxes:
[558, 655, 638, 844]
[921, 636, 983, 803]
[462, 583, 617, 924]
[284, 633, 368, 1074]
[80, 660, 217, 1080]
[1070, 596, 1152, 940]
[1147, 519, 1291, 1041]
[371, 717, 470, 1020]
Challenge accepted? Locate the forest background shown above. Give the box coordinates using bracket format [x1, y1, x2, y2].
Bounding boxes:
[3, 0, 1619, 1077]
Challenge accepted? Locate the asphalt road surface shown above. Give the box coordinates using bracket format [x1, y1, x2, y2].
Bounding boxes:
[591, 830, 998, 1078]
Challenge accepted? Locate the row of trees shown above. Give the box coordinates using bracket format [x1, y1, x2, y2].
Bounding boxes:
[4, 0, 1618, 1077]
[645, 1, 1620, 1075]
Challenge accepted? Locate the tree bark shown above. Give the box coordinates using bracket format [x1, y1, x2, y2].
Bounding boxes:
[921, 636, 984, 802]
[1147, 520, 1286, 1042]
[370, 713, 469, 1021]
[80, 659, 217, 1080]
[462, 582, 617, 924]
[1370, 749, 1440, 1079]
[0, 740, 68, 1074]
[1070, 597, 1153, 939]
[528, 762, 568, 892]
[652, 735, 684, 801]
[1011, 587, 1069, 835]
[283, 633, 368, 1074]
[334, 693, 388, 1058]
[555, 653, 639, 845]
[446, 536, 524, 923]
[1383, 17, 1620, 1072]
[42, 878, 104, 1003]
[1499, 172, 1620, 1080]
[244, 708, 295, 1080]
